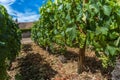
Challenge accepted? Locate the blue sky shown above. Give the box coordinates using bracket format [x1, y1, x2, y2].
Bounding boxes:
[0, 0, 46, 22]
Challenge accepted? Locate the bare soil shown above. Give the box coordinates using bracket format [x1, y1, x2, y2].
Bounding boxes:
[8, 43, 113, 80]
[21, 38, 33, 44]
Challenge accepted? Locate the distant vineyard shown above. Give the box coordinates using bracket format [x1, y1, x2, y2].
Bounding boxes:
[32, 0, 120, 73]
[0, 5, 21, 80]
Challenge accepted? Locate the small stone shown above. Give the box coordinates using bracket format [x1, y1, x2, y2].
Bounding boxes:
[58, 55, 67, 63]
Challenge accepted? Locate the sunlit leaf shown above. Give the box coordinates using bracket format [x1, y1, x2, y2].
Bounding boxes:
[103, 5, 112, 16]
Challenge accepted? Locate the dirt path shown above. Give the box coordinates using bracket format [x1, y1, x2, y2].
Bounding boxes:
[8, 42, 112, 80]
[21, 38, 33, 44]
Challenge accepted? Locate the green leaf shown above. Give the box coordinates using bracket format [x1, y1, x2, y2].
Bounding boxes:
[89, 4, 99, 14]
[116, 7, 120, 17]
[0, 41, 5, 46]
[66, 27, 72, 33]
[96, 27, 108, 35]
[103, 5, 112, 16]
[66, 26, 76, 41]
[109, 32, 119, 39]
[55, 34, 62, 39]
[66, 13, 71, 20]
[114, 37, 120, 46]
[106, 45, 117, 56]
[58, 4, 63, 10]
[89, 32, 94, 40]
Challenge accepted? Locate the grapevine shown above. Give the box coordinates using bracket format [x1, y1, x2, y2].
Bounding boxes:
[32, 0, 120, 73]
[0, 5, 21, 80]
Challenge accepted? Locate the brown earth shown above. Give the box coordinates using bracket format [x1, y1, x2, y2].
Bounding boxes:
[8, 42, 113, 80]
[21, 38, 33, 44]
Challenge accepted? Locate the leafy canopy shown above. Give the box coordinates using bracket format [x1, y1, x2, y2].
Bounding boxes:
[0, 5, 21, 80]
[32, 0, 120, 68]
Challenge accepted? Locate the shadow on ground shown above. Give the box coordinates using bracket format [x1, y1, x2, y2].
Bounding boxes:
[19, 44, 113, 79]
[84, 56, 113, 75]
[43, 46, 113, 78]
[22, 44, 33, 52]
[16, 44, 57, 80]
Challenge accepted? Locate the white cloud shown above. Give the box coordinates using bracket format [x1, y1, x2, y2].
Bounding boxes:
[0, 0, 15, 5]
[0, 0, 16, 16]
[0, 0, 40, 22]
[15, 11, 40, 22]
